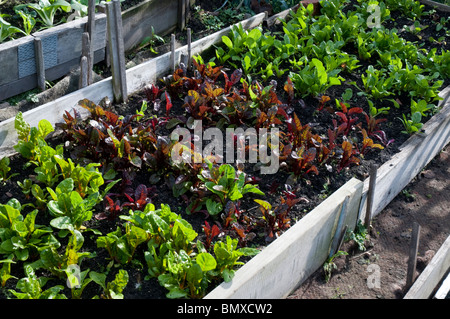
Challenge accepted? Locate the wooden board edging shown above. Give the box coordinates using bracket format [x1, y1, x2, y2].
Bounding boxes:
[419, 0, 450, 12]
[204, 178, 364, 299]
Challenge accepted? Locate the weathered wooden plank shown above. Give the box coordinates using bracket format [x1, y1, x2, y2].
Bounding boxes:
[121, 0, 179, 51]
[0, 47, 105, 101]
[0, 36, 34, 86]
[404, 235, 450, 299]
[359, 86, 450, 220]
[0, 15, 106, 101]
[434, 271, 450, 299]
[0, 74, 37, 101]
[420, 0, 450, 12]
[205, 178, 363, 299]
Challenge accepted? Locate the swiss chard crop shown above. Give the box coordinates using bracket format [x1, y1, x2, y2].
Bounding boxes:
[193, 163, 264, 216]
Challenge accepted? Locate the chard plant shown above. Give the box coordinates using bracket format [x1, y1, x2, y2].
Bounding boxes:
[8, 264, 67, 299]
[192, 163, 265, 216]
[27, 0, 72, 28]
[46, 178, 99, 232]
[91, 269, 129, 299]
[290, 58, 344, 97]
[0, 199, 56, 262]
[0, 157, 18, 184]
[0, 14, 26, 43]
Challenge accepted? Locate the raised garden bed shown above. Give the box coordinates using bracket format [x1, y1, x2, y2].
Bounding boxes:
[0, 0, 449, 300]
[0, 0, 191, 101]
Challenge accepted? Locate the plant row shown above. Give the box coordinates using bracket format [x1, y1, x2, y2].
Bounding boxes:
[213, 0, 449, 134]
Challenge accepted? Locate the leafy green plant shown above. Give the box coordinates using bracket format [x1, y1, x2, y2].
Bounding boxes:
[0, 14, 26, 43]
[157, 249, 216, 299]
[14, 112, 55, 163]
[193, 163, 264, 216]
[0, 258, 16, 288]
[31, 228, 92, 280]
[209, 236, 258, 283]
[323, 250, 348, 282]
[90, 269, 129, 299]
[400, 112, 423, 134]
[0, 199, 56, 262]
[16, 9, 36, 35]
[0, 157, 18, 184]
[8, 264, 67, 299]
[360, 65, 394, 99]
[96, 224, 148, 265]
[136, 26, 165, 54]
[345, 220, 368, 251]
[290, 58, 343, 97]
[27, 0, 72, 28]
[384, 0, 424, 20]
[47, 178, 99, 231]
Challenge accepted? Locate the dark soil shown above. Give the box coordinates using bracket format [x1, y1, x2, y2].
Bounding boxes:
[0, 0, 449, 300]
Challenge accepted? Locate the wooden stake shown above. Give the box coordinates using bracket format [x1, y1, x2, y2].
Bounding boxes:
[34, 37, 46, 91]
[80, 56, 88, 89]
[406, 222, 421, 290]
[171, 34, 176, 73]
[106, 0, 127, 103]
[329, 196, 350, 259]
[81, 32, 92, 88]
[187, 27, 192, 71]
[86, 0, 96, 84]
[365, 163, 378, 228]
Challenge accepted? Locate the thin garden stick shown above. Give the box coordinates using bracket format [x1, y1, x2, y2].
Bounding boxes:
[406, 222, 421, 290]
[171, 34, 176, 73]
[187, 28, 192, 71]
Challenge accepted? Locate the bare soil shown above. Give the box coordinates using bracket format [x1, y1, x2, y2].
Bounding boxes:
[288, 143, 450, 299]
